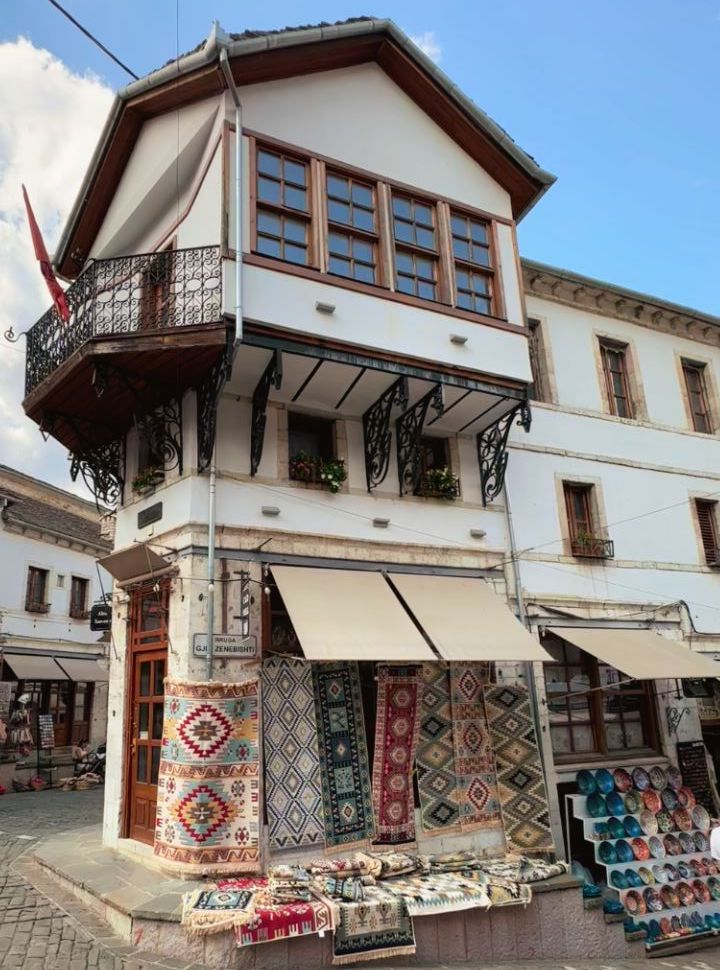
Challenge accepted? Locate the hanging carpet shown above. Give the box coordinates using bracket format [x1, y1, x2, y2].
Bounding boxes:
[371, 665, 422, 846]
[262, 657, 325, 849]
[313, 662, 375, 849]
[484, 684, 555, 852]
[416, 664, 460, 834]
[154, 678, 260, 875]
[332, 885, 416, 965]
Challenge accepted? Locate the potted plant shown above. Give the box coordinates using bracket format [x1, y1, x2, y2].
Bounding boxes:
[289, 450, 320, 483]
[131, 466, 164, 496]
[319, 457, 347, 494]
[289, 452, 347, 493]
[418, 466, 460, 500]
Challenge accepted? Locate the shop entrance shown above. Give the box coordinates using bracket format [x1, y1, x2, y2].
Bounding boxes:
[125, 583, 168, 845]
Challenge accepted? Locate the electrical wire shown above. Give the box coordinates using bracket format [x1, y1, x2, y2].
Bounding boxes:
[47, 0, 139, 80]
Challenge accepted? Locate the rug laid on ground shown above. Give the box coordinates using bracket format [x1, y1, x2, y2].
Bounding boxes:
[484, 684, 554, 852]
[181, 879, 262, 936]
[378, 872, 491, 916]
[262, 657, 325, 850]
[449, 663, 502, 831]
[313, 662, 375, 849]
[154, 678, 260, 875]
[235, 895, 335, 947]
[371, 665, 422, 846]
[416, 664, 460, 834]
[332, 885, 415, 965]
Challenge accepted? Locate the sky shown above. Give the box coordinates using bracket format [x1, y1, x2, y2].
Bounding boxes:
[0, 0, 719, 494]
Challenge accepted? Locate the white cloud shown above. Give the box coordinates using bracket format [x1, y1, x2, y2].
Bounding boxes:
[0, 37, 113, 496]
[410, 31, 442, 64]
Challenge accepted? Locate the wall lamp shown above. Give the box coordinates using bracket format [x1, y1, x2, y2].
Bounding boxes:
[372, 517, 390, 529]
[315, 301, 336, 314]
[450, 333, 468, 345]
[261, 506, 281, 517]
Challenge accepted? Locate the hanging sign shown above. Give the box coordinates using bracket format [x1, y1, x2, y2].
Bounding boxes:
[90, 603, 112, 632]
[677, 740, 716, 814]
[37, 714, 55, 750]
[0, 682, 11, 720]
[192, 633, 257, 659]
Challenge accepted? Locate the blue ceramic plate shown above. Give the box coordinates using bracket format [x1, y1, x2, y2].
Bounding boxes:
[577, 769, 597, 795]
[595, 768, 615, 794]
[664, 863, 678, 881]
[626, 868, 643, 887]
[608, 816, 625, 839]
[661, 788, 678, 811]
[611, 870, 629, 890]
[624, 815, 643, 838]
[633, 767, 651, 791]
[606, 791, 625, 816]
[599, 840, 618, 864]
[587, 792, 608, 818]
[652, 865, 668, 884]
[616, 839, 635, 863]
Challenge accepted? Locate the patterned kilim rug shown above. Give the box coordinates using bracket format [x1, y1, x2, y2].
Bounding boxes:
[371, 665, 422, 846]
[181, 880, 261, 936]
[484, 685, 555, 852]
[154, 679, 260, 875]
[449, 663, 502, 831]
[313, 662, 375, 849]
[234, 895, 335, 947]
[416, 664, 460, 834]
[332, 885, 415, 965]
[378, 873, 491, 916]
[262, 657, 325, 849]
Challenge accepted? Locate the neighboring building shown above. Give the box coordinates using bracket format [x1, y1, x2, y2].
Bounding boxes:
[0, 465, 112, 752]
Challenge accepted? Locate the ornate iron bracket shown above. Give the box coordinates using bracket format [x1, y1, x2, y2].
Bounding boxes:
[362, 376, 408, 491]
[42, 411, 125, 509]
[396, 384, 444, 496]
[197, 332, 234, 473]
[250, 350, 283, 476]
[476, 399, 532, 506]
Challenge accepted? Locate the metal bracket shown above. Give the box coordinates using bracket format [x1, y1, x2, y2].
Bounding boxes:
[196, 332, 234, 473]
[396, 384, 444, 496]
[362, 376, 408, 491]
[476, 400, 532, 506]
[250, 350, 283, 476]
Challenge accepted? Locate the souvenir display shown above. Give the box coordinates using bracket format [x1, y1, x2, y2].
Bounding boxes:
[631, 838, 650, 861]
[643, 888, 662, 912]
[649, 766, 667, 790]
[661, 788, 679, 811]
[577, 769, 597, 795]
[595, 768, 615, 794]
[673, 808, 693, 832]
[694, 832, 710, 852]
[606, 791, 625, 815]
[623, 791, 642, 814]
[632, 767, 651, 791]
[664, 834, 682, 856]
[611, 870, 629, 890]
[664, 863, 678, 882]
[639, 810, 658, 836]
[649, 836, 665, 859]
[625, 890, 646, 915]
[666, 766, 683, 791]
[638, 866, 654, 885]
[608, 816, 625, 839]
[642, 789, 662, 813]
[692, 805, 710, 831]
[613, 767, 633, 792]
[656, 810, 673, 833]
[660, 885, 680, 908]
[624, 815, 642, 838]
[599, 841, 619, 864]
[679, 833, 695, 854]
[626, 868, 643, 887]
[652, 865, 668, 884]
[677, 787, 696, 809]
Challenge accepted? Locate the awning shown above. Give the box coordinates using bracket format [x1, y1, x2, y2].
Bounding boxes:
[99, 542, 170, 583]
[388, 573, 554, 662]
[3, 653, 67, 680]
[270, 566, 437, 661]
[553, 628, 720, 680]
[55, 657, 109, 682]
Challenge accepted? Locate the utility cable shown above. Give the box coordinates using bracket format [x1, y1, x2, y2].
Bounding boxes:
[47, 0, 139, 80]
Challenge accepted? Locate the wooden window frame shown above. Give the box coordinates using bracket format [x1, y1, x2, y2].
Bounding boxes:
[391, 192, 442, 303]
[695, 499, 720, 566]
[252, 143, 315, 268]
[682, 360, 713, 434]
[449, 209, 497, 318]
[563, 482, 613, 559]
[25, 566, 49, 614]
[325, 169, 382, 286]
[69, 576, 89, 620]
[527, 317, 547, 402]
[599, 340, 634, 419]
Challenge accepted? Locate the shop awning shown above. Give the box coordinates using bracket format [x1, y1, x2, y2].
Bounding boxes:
[99, 542, 170, 583]
[270, 566, 437, 661]
[552, 628, 720, 680]
[388, 573, 554, 662]
[55, 657, 109, 682]
[3, 653, 67, 680]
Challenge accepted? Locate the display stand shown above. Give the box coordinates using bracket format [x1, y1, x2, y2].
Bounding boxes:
[36, 713, 55, 789]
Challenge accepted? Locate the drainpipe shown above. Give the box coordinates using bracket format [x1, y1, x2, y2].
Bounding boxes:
[206, 462, 217, 680]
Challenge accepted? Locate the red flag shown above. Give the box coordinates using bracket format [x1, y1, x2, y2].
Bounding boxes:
[22, 185, 70, 322]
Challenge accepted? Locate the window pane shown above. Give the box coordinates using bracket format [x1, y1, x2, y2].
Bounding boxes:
[152, 703, 164, 740]
[456, 269, 470, 288]
[329, 232, 349, 256]
[137, 745, 148, 783]
[416, 257, 434, 279]
[475, 296, 491, 315]
[257, 236, 281, 258]
[453, 239, 470, 260]
[285, 244, 307, 265]
[329, 200, 351, 224]
[258, 151, 280, 177]
[416, 227, 435, 249]
[457, 292, 473, 310]
[571, 725, 596, 752]
[352, 183, 372, 207]
[257, 211, 280, 234]
[258, 176, 281, 204]
[395, 251, 413, 273]
[353, 209, 374, 232]
[550, 726, 571, 754]
[352, 239, 373, 262]
[284, 218, 306, 244]
[139, 662, 151, 697]
[472, 274, 489, 295]
[151, 746, 161, 785]
[394, 220, 413, 243]
[471, 244, 491, 267]
[393, 197, 411, 218]
[154, 660, 165, 696]
[284, 186, 307, 211]
[415, 203, 433, 225]
[451, 215, 467, 236]
[354, 263, 375, 284]
[418, 281, 436, 300]
[327, 174, 349, 199]
[329, 255, 351, 277]
[470, 221, 488, 244]
[283, 159, 306, 186]
[139, 703, 149, 740]
[397, 275, 414, 295]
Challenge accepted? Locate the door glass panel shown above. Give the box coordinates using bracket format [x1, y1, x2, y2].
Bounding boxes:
[152, 703, 164, 740]
[141, 597, 162, 632]
[137, 745, 148, 782]
[154, 660, 165, 695]
[151, 746, 161, 785]
[138, 703, 149, 740]
[139, 662, 151, 696]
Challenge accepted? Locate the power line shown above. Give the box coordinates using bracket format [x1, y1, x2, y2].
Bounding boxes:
[47, 0, 139, 80]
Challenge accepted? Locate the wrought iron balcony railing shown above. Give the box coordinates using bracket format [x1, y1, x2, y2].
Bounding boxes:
[571, 535, 615, 559]
[24, 246, 222, 396]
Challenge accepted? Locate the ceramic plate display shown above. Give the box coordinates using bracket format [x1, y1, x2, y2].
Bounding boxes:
[649, 765, 667, 790]
[661, 788, 679, 811]
[608, 816, 625, 839]
[656, 810, 674, 833]
[633, 767, 652, 791]
[593, 822, 610, 841]
[643, 789, 662, 813]
[649, 836, 665, 859]
[607, 791, 625, 816]
[616, 839, 635, 863]
[690, 911, 705, 931]
[670, 915, 682, 934]
[614, 767, 633, 793]
[705, 858, 718, 875]
[625, 816, 643, 838]
[664, 834, 682, 856]
[677, 861, 692, 880]
[638, 866, 655, 885]
[626, 868, 643, 887]
[611, 870, 629, 890]
[643, 887, 663, 912]
[694, 831, 710, 852]
[708, 877, 720, 901]
[625, 890, 646, 915]
[677, 787, 696, 809]
[599, 840, 618, 864]
[595, 768, 615, 794]
[652, 864, 668, 884]
[577, 769, 597, 795]
[639, 810, 659, 836]
[660, 885, 680, 909]
[632, 838, 651, 861]
[623, 791, 642, 814]
[692, 805, 711, 831]
[673, 808, 693, 832]
[692, 879, 711, 903]
[677, 882, 695, 907]
[667, 766, 683, 791]
[660, 917, 673, 937]
[679, 832, 695, 855]
[587, 792, 608, 818]
[693, 858, 708, 876]
[664, 863, 678, 881]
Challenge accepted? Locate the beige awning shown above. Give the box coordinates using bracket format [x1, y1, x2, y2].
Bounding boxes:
[554, 627, 720, 679]
[55, 657, 109, 682]
[271, 566, 437, 661]
[388, 573, 553, 662]
[99, 543, 170, 583]
[3, 653, 67, 680]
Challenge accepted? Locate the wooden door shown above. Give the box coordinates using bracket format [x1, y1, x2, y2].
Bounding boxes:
[126, 584, 168, 844]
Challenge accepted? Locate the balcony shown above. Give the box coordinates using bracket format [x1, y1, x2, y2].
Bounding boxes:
[570, 535, 615, 559]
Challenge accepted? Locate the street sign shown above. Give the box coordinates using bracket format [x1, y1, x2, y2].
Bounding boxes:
[192, 633, 257, 659]
[90, 603, 112, 632]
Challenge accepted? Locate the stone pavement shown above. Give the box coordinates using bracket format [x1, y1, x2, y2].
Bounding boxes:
[5, 789, 720, 968]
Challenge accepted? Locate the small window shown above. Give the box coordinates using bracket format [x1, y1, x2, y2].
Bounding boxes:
[563, 482, 612, 559]
[326, 174, 378, 283]
[392, 195, 438, 300]
[69, 576, 89, 620]
[288, 412, 335, 485]
[527, 318, 547, 402]
[25, 567, 49, 613]
[695, 499, 719, 566]
[56, 574, 65, 589]
[415, 436, 459, 499]
[682, 361, 713, 434]
[600, 341, 633, 418]
[451, 212, 494, 316]
[255, 147, 310, 266]
[137, 429, 164, 479]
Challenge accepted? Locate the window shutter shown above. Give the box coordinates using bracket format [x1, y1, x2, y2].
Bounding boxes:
[695, 500, 718, 565]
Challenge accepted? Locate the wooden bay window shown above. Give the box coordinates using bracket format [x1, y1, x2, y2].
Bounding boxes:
[255, 147, 311, 265]
[392, 195, 439, 300]
[451, 211, 494, 316]
[326, 172, 378, 284]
